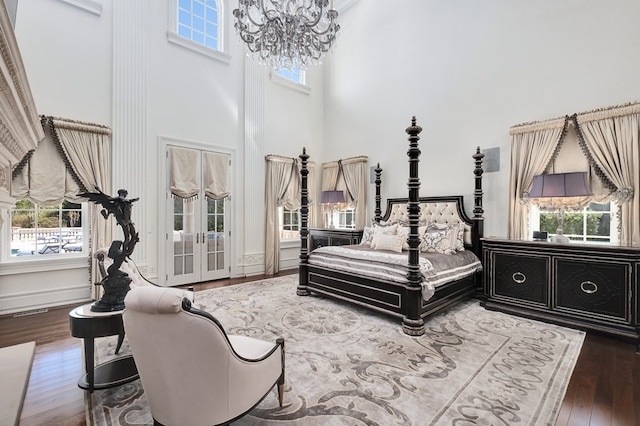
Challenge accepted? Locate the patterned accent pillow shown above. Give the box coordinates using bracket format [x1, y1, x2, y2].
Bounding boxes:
[420, 229, 454, 254]
[371, 233, 404, 253]
[427, 222, 465, 252]
[360, 222, 398, 247]
[360, 226, 375, 246]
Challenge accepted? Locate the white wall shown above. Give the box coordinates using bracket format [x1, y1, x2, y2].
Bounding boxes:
[0, 0, 324, 314]
[324, 0, 640, 238]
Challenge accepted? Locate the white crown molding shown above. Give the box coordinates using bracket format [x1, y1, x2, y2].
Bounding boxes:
[56, 0, 103, 16]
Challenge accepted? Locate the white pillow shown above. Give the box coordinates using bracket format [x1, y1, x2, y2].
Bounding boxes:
[371, 233, 404, 253]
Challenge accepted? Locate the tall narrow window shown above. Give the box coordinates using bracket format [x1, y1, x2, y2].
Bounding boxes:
[177, 0, 220, 50]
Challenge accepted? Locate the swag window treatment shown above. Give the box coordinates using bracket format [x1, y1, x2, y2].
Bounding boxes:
[508, 102, 640, 245]
[265, 154, 316, 275]
[12, 116, 112, 300]
[169, 147, 231, 201]
[321, 156, 369, 230]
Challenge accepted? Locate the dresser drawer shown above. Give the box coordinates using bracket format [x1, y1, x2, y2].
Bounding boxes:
[492, 252, 549, 305]
[555, 258, 629, 321]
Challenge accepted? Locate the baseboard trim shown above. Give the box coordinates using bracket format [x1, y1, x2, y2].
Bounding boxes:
[0, 286, 91, 316]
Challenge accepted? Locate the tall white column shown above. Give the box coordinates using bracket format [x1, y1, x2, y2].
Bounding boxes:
[112, 0, 148, 265]
[242, 58, 267, 275]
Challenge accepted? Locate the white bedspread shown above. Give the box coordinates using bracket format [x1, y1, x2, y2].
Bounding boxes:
[308, 245, 482, 301]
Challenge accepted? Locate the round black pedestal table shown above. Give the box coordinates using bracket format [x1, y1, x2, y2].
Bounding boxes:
[69, 303, 139, 392]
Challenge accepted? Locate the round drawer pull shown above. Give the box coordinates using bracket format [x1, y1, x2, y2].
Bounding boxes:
[512, 272, 526, 284]
[580, 281, 598, 294]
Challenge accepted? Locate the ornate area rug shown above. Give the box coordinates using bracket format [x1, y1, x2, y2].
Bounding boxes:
[87, 275, 585, 425]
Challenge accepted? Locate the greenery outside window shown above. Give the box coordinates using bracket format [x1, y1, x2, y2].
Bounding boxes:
[532, 202, 617, 244]
[279, 207, 300, 240]
[9, 200, 86, 257]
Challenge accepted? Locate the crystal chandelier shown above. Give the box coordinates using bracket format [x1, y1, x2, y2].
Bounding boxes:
[233, 0, 340, 70]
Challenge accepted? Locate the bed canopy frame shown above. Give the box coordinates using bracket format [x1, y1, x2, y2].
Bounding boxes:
[297, 117, 485, 335]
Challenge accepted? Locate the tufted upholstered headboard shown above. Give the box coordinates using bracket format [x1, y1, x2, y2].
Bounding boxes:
[379, 196, 474, 246]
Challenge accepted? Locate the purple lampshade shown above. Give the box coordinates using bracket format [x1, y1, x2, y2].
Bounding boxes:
[529, 172, 592, 198]
[320, 190, 345, 204]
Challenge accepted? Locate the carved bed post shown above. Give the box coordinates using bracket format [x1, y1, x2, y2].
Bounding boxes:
[297, 148, 310, 296]
[403, 116, 425, 336]
[472, 146, 484, 258]
[374, 163, 383, 222]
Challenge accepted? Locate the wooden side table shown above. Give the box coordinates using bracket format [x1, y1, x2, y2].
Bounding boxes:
[69, 303, 139, 393]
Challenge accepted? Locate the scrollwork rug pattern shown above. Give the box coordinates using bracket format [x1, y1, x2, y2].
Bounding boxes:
[88, 275, 584, 425]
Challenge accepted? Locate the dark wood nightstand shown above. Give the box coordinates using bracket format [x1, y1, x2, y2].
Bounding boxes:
[482, 238, 640, 346]
[309, 228, 363, 251]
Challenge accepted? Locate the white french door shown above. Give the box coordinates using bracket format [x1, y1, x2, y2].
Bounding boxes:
[166, 147, 230, 286]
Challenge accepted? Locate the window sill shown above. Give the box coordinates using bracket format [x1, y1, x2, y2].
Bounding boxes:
[56, 0, 103, 15]
[0, 255, 88, 276]
[280, 239, 301, 249]
[270, 71, 311, 94]
[167, 31, 232, 64]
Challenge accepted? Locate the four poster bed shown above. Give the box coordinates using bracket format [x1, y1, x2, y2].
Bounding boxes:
[296, 117, 485, 336]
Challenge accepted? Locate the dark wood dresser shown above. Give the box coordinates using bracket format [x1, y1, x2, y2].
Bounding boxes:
[482, 238, 640, 345]
[309, 228, 363, 251]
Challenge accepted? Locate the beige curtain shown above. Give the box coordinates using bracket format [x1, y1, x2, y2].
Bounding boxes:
[203, 151, 230, 200]
[169, 147, 199, 200]
[265, 155, 299, 275]
[577, 104, 640, 245]
[51, 117, 112, 300]
[340, 157, 368, 229]
[507, 118, 566, 239]
[321, 162, 340, 191]
[321, 156, 368, 229]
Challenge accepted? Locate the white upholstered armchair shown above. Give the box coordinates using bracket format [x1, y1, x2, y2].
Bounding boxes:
[122, 286, 285, 426]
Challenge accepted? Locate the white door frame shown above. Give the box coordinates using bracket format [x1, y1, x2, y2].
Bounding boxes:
[157, 135, 235, 287]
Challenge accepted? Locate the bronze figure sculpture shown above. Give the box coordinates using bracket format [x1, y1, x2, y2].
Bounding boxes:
[79, 187, 140, 312]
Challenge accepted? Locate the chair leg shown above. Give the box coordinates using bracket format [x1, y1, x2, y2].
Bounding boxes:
[278, 382, 284, 407]
[277, 337, 285, 407]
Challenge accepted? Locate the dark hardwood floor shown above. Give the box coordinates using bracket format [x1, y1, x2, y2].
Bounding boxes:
[1, 270, 638, 426]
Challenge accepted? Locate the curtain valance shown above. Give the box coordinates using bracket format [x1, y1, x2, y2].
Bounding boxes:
[203, 151, 230, 200]
[320, 156, 368, 229]
[508, 101, 640, 245]
[169, 147, 199, 200]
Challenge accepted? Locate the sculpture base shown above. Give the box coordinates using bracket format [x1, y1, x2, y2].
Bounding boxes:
[90, 272, 132, 312]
